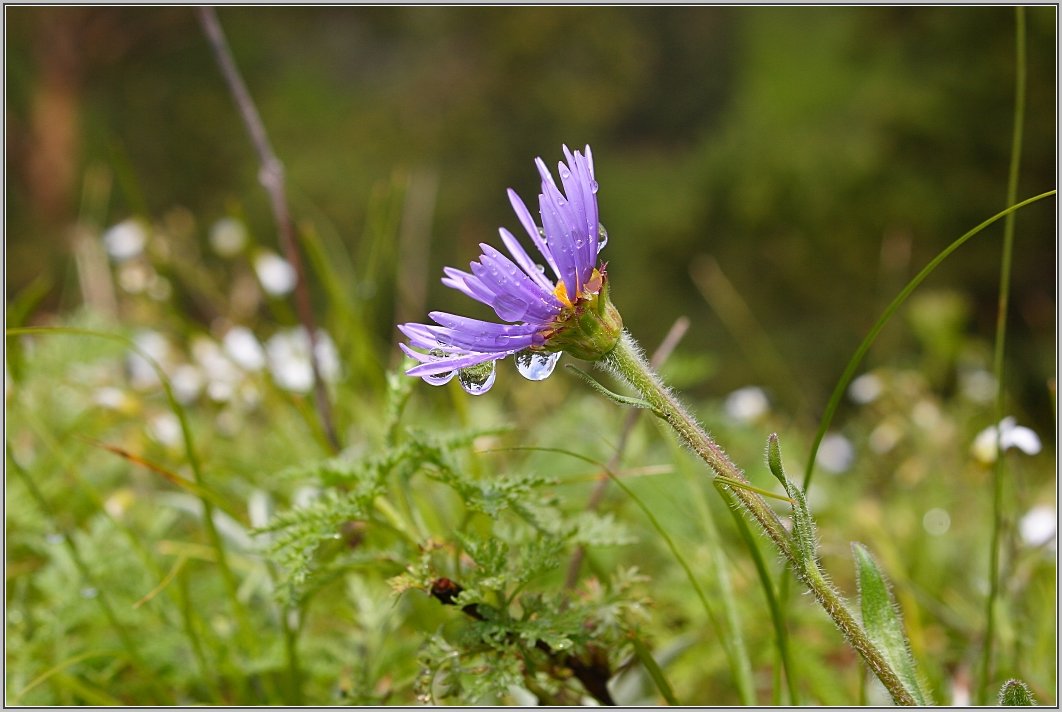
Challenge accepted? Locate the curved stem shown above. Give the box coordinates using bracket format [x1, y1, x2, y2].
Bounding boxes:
[602, 331, 918, 706]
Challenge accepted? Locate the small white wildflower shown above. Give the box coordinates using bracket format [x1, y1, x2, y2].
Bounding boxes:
[849, 372, 884, 404]
[223, 326, 266, 372]
[869, 419, 904, 454]
[816, 432, 855, 474]
[724, 386, 769, 423]
[102, 219, 148, 262]
[959, 369, 997, 404]
[266, 327, 340, 393]
[911, 399, 941, 430]
[209, 217, 248, 257]
[253, 250, 297, 296]
[191, 335, 243, 403]
[128, 331, 173, 389]
[971, 417, 1042, 464]
[93, 387, 129, 410]
[1019, 505, 1056, 548]
[170, 364, 204, 404]
[922, 507, 951, 536]
[148, 412, 182, 447]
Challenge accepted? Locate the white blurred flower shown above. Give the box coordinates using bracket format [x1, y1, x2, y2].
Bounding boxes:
[911, 399, 941, 430]
[170, 364, 204, 404]
[849, 372, 884, 405]
[93, 386, 131, 411]
[959, 369, 997, 404]
[869, 420, 903, 454]
[102, 219, 148, 262]
[253, 250, 297, 296]
[128, 331, 174, 389]
[191, 335, 243, 403]
[148, 412, 182, 447]
[210, 217, 248, 257]
[724, 386, 769, 423]
[816, 432, 855, 474]
[266, 328, 340, 393]
[223, 326, 266, 372]
[1019, 505, 1056, 549]
[118, 262, 153, 293]
[922, 507, 951, 536]
[971, 417, 1042, 464]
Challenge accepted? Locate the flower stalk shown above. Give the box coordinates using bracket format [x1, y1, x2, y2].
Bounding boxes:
[602, 330, 919, 706]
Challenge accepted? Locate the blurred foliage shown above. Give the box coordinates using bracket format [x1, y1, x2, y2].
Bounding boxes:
[4, 5, 1056, 707]
[6, 6, 1056, 415]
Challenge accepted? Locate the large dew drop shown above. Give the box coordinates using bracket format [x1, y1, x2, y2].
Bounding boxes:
[493, 293, 528, 321]
[422, 349, 456, 386]
[458, 360, 497, 395]
[515, 349, 561, 381]
[597, 224, 609, 253]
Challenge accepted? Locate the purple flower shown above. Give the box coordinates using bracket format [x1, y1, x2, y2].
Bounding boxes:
[398, 145, 621, 395]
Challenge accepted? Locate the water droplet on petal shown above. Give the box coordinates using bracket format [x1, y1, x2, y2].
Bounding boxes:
[590, 180, 599, 193]
[422, 348, 456, 386]
[597, 224, 609, 253]
[422, 369, 456, 386]
[575, 238, 584, 249]
[515, 350, 561, 381]
[493, 294, 528, 321]
[458, 360, 497, 395]
[536, 264, 546, 273]
[437, 333, 454, 347]
[560, 168, 571, 179]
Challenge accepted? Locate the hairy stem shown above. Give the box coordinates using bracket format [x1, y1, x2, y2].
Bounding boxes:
[603, 331, 918, 706]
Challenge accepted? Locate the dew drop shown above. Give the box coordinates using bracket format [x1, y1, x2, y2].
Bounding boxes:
[493, 294, 528, 321]
[560, 168, 571, 179]
[536, 264, 546, 273]
[597, 224, 609, 253]
[590, 180, 600, 193]
[458, 360, 497, 395]
[437, 333, 454, 347]
[575, 238, 584, 249]
[515, 350, 561, 381]
[422, 369, 456, 386]
[422, 348, 456, 386]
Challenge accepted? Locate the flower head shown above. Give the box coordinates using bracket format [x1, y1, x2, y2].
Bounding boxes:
[398, 145, 621, 395]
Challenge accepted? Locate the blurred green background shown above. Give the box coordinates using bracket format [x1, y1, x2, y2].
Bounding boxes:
[6, 6, 1056, 423]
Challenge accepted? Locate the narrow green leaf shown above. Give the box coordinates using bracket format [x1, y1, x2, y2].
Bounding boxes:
[762, 435, 815, 562]
[999, 679, 1037, 706]
[766, 433, 786, 487]
[852, 543, 928, 705]
[630, 635, 681, 706]
[565, 364, 661, 414]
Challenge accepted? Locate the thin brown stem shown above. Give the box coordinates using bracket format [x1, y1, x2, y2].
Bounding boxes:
[197, 6, 339, 452]
[564, 316, 690, 589]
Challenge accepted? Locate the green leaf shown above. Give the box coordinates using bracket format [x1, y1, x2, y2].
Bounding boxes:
[999, 679, 1037, 706]
[766, 433, 786, 488]
[852, 543, 928, 705]
[762, 434, 816, 562]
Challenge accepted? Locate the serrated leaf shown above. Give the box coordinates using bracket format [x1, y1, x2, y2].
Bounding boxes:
[999, 679, 1037, 706]
[852, 542, 928, 705]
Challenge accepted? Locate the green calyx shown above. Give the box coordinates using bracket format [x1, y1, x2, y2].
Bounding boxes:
[543, 269, 623, 361]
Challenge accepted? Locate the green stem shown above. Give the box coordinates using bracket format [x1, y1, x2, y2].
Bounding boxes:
[602, 331, 918, 706]
[979, 6, 1026, 704]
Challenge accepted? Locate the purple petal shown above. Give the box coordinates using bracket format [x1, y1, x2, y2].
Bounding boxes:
[498, 227, 554, 292]
[508, 188, 561, 282]
[539, 193, 579, 298]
